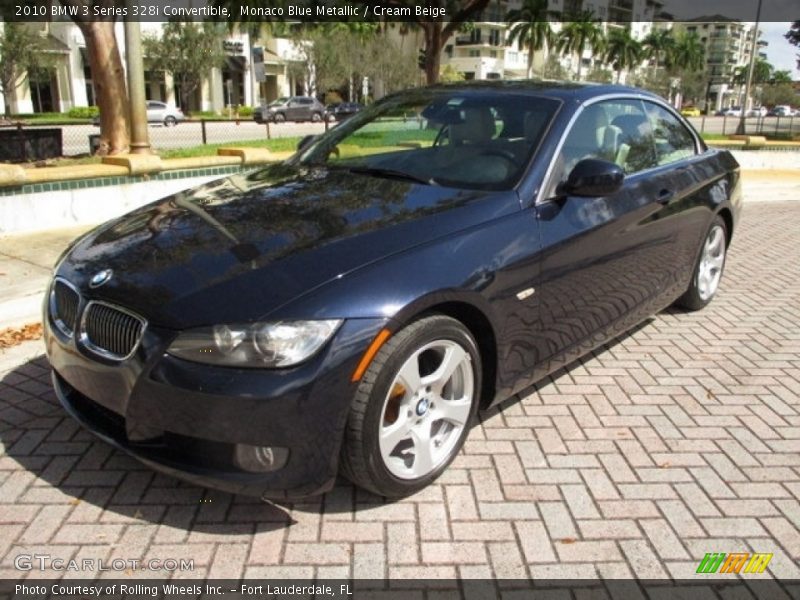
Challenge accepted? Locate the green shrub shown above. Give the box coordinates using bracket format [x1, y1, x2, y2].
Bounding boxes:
[67, 106, 99, 119]
[236, 106, 254, 117]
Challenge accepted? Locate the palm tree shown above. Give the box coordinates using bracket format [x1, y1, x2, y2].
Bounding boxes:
[667, 32, 705, 72]
[642, 29, 674, 76]
[733, 58, 773, 85]
[603, 27, 642, 83]
[505, 0, 559, 78]
[556, 11, 604, 81]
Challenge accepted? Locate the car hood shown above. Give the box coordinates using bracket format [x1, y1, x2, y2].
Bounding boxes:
[57, 164, 518, 328]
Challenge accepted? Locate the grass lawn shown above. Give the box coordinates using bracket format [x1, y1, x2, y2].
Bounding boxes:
[158, 137, 301, 159]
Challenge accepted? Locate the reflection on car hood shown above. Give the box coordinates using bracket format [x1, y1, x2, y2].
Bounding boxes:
[58, 163, 518, 328]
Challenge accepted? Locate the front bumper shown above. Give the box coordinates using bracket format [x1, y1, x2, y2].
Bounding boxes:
[44, 310, 387, 499]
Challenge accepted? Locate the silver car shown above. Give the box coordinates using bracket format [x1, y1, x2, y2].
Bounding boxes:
[146, 101, 184, 126]
[92, 101, 185, 127]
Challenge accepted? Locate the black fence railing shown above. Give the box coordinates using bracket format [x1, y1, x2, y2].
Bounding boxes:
[0, 118, 332, 163]
[0, 114, 797, 164]
[689, 115, 799, 138]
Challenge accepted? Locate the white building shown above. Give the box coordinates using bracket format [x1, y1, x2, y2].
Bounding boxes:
[672, 16, 760, 112]
[439, 0, 663, 84]
[0, 20, 306, 115]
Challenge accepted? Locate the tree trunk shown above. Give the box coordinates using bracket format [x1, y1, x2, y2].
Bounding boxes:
[2, 89, 11, 117]
[423, 25, 443, 85]
[527, 41, 534, 79]
[576, 52, 583, 80]
[76, 21, 129, 155]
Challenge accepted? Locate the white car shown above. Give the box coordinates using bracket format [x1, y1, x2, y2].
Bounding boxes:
[720, 106, 742, 117]
[92, 101, 185, 127]
[768, 105, 796, 117]
[746, 106, 767, 118]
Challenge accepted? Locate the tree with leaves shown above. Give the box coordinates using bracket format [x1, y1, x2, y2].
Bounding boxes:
[505, 0, 559, 79]
[663, 32, 704, 106]
[385, 0, 491, 84]
[143, 21, 227, 115]
[786, 21, 800, 70]
[641, 28, 674, 77]
[0, 22, 52, 117]
[59, 0, 129, 154]
[603, 27, 642, 84]
[667, 31, 704, 73]
[556, 11, 604, 81]
[733, 59, 773, 86]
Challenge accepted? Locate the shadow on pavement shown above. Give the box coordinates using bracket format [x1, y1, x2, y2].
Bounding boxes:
[0, 316, 660, 522]
[0, 353, 293, 533]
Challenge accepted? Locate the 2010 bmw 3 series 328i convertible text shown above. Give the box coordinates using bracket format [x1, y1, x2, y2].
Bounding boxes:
[44, 82, 741, 499]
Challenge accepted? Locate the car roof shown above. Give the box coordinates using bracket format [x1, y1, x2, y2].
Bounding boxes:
[424, 79, 665, 104]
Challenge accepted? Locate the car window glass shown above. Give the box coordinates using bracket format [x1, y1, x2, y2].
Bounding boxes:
[643, 102, 696, 166]
[296, 91, 559, 191]
[547, 98, 657, 197]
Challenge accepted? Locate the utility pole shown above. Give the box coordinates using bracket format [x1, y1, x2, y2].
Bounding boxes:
[736, 0, 762, 135]
[125, 11, 151, 154]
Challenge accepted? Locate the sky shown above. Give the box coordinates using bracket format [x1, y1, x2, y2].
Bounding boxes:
[759, 22, 799, 77]
[661, 0, 799, 77]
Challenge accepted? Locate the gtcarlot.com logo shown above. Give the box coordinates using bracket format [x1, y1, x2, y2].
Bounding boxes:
[15, 554, 194, 572]
[696, 552, 772, 574]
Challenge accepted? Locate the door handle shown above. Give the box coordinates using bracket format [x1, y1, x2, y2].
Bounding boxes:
[656, 189, 674, 205]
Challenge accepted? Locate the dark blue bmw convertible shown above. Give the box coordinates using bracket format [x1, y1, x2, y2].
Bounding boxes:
[44, 82, 741, 499]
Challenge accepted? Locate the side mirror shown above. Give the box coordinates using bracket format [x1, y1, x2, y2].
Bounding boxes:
[297, 134, 317, 152]
[562, 159, 624, 197]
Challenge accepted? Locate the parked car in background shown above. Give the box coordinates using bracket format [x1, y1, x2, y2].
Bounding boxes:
[746, 106, 767, 118]
[768, 105, 796, 117]
[720, 106, 743, 117]
[46, 82, 741, 499]
[680, 105, 701, 117]
[253, 96, 326, 123]
[93, 101, 184, 127]
[325, 102, 365, 122]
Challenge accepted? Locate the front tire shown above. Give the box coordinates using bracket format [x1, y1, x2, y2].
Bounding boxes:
[164, 116, 177, 127]
[340, 315, 481, 497]
[273, 113, 286, 123]
[675, 215, 727, 311]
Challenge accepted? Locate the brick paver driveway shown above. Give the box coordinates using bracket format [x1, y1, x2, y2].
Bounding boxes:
[0, 200, 798, 582]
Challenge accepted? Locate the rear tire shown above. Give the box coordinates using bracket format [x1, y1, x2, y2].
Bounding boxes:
[311, 112, 322, 123]
[675, 215, 727, 311]
[164, 116, 177, 127]
[340, 315, 481, 497]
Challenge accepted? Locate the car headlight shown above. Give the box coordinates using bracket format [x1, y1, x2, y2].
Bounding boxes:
[166, 320, 342, 368]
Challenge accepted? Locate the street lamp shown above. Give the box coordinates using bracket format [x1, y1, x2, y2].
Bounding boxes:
[736, 0, 762, 135]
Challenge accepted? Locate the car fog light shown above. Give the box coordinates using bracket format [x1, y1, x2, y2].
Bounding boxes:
[234, 444, 289, 473]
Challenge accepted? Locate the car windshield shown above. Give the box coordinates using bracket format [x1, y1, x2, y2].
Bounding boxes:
[269, 97, 289, 107]
[293, 89, 560, 191]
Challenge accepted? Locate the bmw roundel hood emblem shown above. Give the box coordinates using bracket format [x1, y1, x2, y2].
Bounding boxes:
[89, 269, 113, 288]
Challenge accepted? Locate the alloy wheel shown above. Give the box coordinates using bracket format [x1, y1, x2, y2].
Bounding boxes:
[697, 224, 726, 301]
[378, 339, 474, 479]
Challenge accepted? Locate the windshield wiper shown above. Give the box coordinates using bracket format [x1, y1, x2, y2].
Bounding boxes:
[346, 166, 436, 186]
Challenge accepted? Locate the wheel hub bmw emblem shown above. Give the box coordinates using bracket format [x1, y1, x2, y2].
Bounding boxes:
[89, 269, 113, 288]
[415, 398, 430, 416]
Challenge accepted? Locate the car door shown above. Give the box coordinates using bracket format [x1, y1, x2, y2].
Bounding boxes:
[146, 101, 164, 123]
[640, 100, 711, 297]
[533, 97, 678, 371]
[284, 98, 300, 120]
[297, 98, 314, 120]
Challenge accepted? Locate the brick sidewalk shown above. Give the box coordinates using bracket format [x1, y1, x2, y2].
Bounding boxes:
[0, 201, 798, 581]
